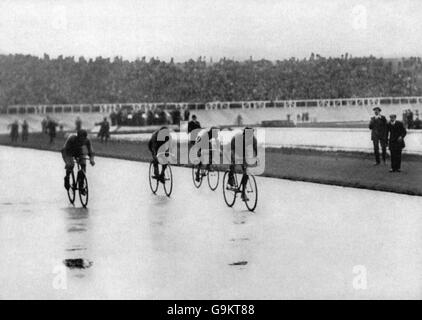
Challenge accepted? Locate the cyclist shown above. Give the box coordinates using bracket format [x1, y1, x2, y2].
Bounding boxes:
[62, 129, 95, 193]
[148, 126, 172, 183]
[227, 127, 258, 201]
[193, 126, 219, 182]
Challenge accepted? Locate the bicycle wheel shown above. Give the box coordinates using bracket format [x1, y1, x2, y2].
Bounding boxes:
[78, 171, 89, 208]
[163, 165, 173, 197]
[207, 168, 219, 191]
[192, 165, 202, 188]
[244, 175, 258, 212]
[223, 171, 237, 207]
[149, 162, 159, 194]
[67, 171, 76, 204]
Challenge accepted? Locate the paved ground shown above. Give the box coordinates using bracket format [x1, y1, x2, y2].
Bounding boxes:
[0, 146, 421, 299]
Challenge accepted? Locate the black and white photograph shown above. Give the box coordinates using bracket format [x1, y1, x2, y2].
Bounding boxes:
[0, 0, 422, 304]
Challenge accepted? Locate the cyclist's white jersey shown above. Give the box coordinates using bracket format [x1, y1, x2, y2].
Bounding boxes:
[219, 129, 257, 166]
[195, 128, 220, 149]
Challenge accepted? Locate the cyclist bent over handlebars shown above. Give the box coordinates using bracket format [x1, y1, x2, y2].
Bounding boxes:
[228, 127, 258, 201]
[194, 127, 219, 182]
[62, 129, 95, 193]
[149, 127, 171, 184]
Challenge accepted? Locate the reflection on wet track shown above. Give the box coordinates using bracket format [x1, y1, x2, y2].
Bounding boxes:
[0, 146, 421, 299]
[63, 207, 93, 278]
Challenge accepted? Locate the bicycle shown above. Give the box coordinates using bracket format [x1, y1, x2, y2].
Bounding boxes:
[222, 169, 258, 212]
[67, 157, 89, 208]
[191, 146, 220, 191]
[192, 164, 219, 191]
[148, 152, 173, 197]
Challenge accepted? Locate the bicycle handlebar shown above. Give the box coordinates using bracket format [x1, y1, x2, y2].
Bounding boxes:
[73, 156, 91, 164]
[156, 152, 176, 158]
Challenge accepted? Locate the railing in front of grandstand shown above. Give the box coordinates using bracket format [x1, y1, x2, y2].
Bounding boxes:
[6, 96, 422, 115]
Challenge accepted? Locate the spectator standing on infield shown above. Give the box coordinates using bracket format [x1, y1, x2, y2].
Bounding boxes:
[369, 107, 388, 165]
[96, 117, 110, 144]
[21, 120, 29, 142]
[110, 110, 117, 126]
[47, 117, 58, 144]
[8, 120, 19, 143]
[236, 114, 243, 126]
[414, 116, 422, 129]
[184, 108, 190, 121]
[407, 109, 414, 129]
[75, 116, 82, 132]
[387, 114, 407, 173]
[41, 117, 48, 133]
[171, 108, 181, 125]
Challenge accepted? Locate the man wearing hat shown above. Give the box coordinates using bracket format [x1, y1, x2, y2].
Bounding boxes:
[387, 114, 407, 172]
[369, 106, 388, 165]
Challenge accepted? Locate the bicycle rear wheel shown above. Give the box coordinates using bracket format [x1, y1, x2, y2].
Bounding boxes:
[163, 165, 173, 197]
[223, 171, 237, 207]
[207, 168, 219, 191]
[149, 162, 159, 194]
[244, 175, 258, 212]
[67, 171, 76, 204]
[192, 165, 202, 188]
[78, 171, 89, 208]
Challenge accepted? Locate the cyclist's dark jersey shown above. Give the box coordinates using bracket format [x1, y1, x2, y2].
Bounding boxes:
[188, 120, 201, 133]
[148, 127, 170, 155]
[62, 135, 94, 158]
[230, 131, 258, 163]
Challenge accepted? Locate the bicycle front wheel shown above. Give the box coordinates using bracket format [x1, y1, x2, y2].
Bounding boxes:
[244, 175, 258, 212]
[67, 171, 76, 204]
[149, 162, 159, 194]
[223, 171, 237, 207]
[192, 165, 202, 188]
[163, 165, 173, 197]
[207, 168, 219, 191]
[78, 171, 89, 208]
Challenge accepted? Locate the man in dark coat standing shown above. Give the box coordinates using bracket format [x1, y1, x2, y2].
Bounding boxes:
[21, 120, 29, 142]
[369, 107, 388, 165]
[8, 120, 19, 143]
[387, 114, 407, 173]
[47, 117, 58, 144]
[188, 114, 201, 146]
[184, 108, 190, 122]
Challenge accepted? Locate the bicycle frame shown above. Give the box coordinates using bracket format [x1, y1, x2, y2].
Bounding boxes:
[67, 156, 90, 207]
[149, 153, 174, 197]
[223, 169, 257, 211]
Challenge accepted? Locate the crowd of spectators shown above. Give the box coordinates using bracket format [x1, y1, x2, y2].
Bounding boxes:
[402, 109, 422, 129]
[41, 116, 61, 143]
[1, 53, 422, 108]
[109, 107, 189, 126]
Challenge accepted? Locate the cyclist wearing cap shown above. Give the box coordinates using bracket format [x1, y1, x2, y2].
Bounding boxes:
[193, 127, 219, 182]
[148, 126, 172, 183]
[62, 129, 95, 191]
[227, 127, 258, 200]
